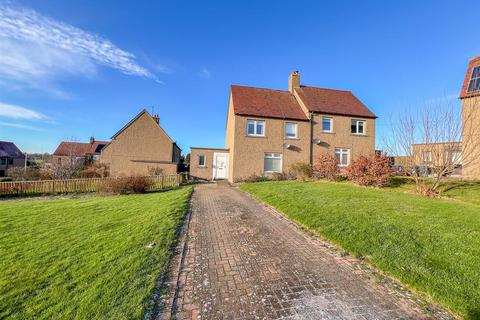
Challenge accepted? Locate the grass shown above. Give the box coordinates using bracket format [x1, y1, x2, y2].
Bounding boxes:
[386, 176, 480, 205]
[0, 187, 192, 320]
[240, 181, 480, 319]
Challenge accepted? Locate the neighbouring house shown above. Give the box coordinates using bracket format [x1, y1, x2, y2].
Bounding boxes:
[100, 109, 181, 176]
[191, 71, 377, 182]
[0, 141, 25, 177]
[412, 142, 462, 176]
[52, 137, 107, 166]
[460, 56, 480, 179]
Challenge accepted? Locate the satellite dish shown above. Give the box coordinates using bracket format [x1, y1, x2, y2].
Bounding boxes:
[283, 143, 291, 149]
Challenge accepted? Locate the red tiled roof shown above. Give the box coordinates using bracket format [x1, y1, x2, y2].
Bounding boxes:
[53, 141, 108, 157]
[460, 56, 480, 99]
[294, 86, 376, 118]
[230, 85, 309, 121]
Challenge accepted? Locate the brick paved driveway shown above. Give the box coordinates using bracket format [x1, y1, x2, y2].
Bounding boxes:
[162, 183, 450, 320]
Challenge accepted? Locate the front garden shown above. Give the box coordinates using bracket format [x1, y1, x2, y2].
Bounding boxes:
[0, 187, 192, 320]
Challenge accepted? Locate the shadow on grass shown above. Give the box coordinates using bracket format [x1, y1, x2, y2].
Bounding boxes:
[385, 176, 415, 188]
[441, 180, 480, 193]
[467, 308, 480, 320]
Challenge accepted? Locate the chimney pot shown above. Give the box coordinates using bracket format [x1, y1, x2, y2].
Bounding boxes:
[152, 114, 160, 124]
[89, 137, 95, 144]
[288, 71, 300, 93]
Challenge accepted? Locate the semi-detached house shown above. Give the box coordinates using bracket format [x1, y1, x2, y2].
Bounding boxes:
[191, 71, 377, 182]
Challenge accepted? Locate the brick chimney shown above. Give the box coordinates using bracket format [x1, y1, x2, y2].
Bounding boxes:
[288, 71, 300, 93]
[152, 114, 160, 124]
[89, 136, 95, 144]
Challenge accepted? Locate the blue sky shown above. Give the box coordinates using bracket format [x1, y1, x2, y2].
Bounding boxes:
[0, 0, 478, 154]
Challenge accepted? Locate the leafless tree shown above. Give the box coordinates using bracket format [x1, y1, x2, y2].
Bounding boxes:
[48, 136, 85, 179]
[384, 96, 480, 195]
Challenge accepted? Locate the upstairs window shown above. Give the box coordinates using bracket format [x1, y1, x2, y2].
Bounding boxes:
[322, 117, 332, 132]
[247, 120, 265, 137]
[467, 66, 480, 93]
[285, 122, 297, 139]
[422, 151, 432, 163]
[351, 119, 366, 135]
[198, 154, 206, 167]
[335, 148, 350, 167]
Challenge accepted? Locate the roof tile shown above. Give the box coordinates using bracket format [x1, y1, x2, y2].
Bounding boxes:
[295, 86, 376, 118]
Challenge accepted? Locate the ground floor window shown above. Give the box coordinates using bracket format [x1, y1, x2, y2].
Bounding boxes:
[264, 153, 282, 173]
[198, 154, 206, 167]
[335, 148, 350, 167]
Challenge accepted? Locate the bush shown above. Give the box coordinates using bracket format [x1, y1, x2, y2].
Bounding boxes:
[313, 153, 340, 181]
[238, 174, 270, 183]
[99, 176, 153, 194]
[271, 172, 295, 181]
[344, 154, 394, 187]
[290, 162, 313, 181]
[80, 163, 109, 178]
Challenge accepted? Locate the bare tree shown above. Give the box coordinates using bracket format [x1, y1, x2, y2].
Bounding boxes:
[384, 96, 480, 195]
[48, 136, 85, 179]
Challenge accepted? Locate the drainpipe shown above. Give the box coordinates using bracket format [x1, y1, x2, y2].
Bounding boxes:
[309, 112, 314, 166]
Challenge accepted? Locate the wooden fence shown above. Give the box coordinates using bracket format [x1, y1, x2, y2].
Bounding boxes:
[0, 173, 189, 196]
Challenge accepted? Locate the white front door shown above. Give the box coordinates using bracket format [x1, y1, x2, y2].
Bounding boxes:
[213, 153, 229, 180]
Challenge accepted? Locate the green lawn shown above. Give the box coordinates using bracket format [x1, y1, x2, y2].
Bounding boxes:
[0, 187, 192, 320]
[240, 181, 480, 319]
[386, 177, 480, 206]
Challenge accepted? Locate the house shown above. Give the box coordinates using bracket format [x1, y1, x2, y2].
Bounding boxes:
[411, 56, 480, 179]
[190, 71, 377, 182]
[0, 141, 25, 177]
[412, 142, 462, 176]
[100, 109, 181, 176]
[52, 137, 107, 166]
[460, 56, 480, 179]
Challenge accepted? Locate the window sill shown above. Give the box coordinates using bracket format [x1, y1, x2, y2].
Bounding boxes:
[321, 131, 334, 134]
[284, 137, 299, 140]
[246, 135, 266, 138]
[351, 133, 368, 137]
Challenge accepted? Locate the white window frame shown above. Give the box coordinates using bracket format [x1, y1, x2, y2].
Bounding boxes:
[322, 116, 333, 133]
[351, 119, 366, 135]
[335, 148, 350, 167]
[467, 66, 480, 93]
[198, 154, 206, 167]
[422, 151, 432, 163]
[264, 153, 283, 173]
[247, 119, 265, 137]
[284, 122, 298, 139]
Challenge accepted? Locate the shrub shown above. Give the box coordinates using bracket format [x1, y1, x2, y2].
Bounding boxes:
[344, 154, 394, 187]
[80, 163, 109, 178]
[99, 176, 153, 194]
[290, 162, 313, 181]
[238, 174, 270, 183]
[313, 153, 340, 181]
[271, 172, 295, 181]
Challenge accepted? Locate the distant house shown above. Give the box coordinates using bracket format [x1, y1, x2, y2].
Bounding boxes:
[0, 141, 25, 177]
[52, 137, 107, 166]
[100, 110, 181, 176]
[191, 71, 376, 182]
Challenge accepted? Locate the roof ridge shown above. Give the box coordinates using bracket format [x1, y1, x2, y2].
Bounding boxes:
[299, 85, 352, 93]
[231, 84, 290, 93]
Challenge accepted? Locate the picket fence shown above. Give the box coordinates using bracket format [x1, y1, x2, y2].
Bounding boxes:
[0, 173, 189, 196]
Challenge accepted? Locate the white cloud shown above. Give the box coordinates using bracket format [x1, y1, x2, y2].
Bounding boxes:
[0, 121, 45, 131]
[0, 2, 157, 93]
[199, 67, 211, 79]
[0, 102, 48, 121]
